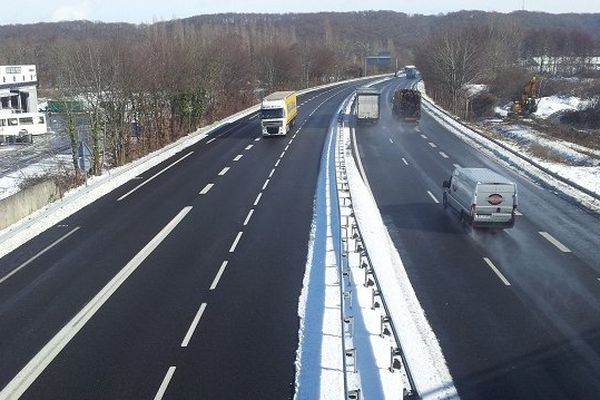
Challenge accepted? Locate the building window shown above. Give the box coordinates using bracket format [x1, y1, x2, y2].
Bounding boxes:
[8, 118, 18, 126]
[19, 117, 34, 125]
[0, 119, 6, 127]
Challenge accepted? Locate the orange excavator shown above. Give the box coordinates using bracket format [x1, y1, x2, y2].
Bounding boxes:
[510, 76, 540, 116]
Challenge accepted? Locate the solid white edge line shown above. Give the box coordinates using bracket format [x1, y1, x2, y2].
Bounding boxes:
[243, 209, 254, 226]
[262, 179, 270, 190]
[253, 192, 263, 206]
[0, 207, 192, 400]
[199, 183, 214, 195]
[402, 158, 409, 166]
[539, 232, 572, 253]
[233, 154, 243, 162]
[209, 261, 229, 291]
[439, 151, 449, 159]
[118, 152, 193, 201]
[218, 167, 230, 176]
[153, 366, 177, 400]
[229, 231, 243, 253]
[427, 190, 440, 204]
[181, 303, 207, 347]
[0, 226, 81, 284]
[483, 257, 511, 286]
[245, 144, 254, 150]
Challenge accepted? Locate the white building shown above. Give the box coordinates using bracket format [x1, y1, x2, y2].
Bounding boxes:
[0, 65, 48, 141]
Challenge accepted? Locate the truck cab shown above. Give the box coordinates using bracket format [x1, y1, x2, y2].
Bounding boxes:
[260, 91, 297, 136]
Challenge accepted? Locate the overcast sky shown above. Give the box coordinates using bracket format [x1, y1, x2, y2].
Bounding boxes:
[2, 0, 599, 25]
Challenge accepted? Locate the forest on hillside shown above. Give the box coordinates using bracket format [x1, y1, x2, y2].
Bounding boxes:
[1, 10, 598, 176]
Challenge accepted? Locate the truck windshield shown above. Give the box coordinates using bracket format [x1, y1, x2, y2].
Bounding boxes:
[261, 108, 284, 119]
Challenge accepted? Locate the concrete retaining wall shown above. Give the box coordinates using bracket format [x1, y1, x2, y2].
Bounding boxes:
[0, 180, 61, 230]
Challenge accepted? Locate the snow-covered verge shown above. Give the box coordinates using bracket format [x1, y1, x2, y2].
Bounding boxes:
[418, 82, 600, 214]
[0, 74, 392, 260]
[534, 95, 594, 119]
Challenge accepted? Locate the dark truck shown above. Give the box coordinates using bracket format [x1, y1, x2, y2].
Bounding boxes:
[392, 89, 421, 122]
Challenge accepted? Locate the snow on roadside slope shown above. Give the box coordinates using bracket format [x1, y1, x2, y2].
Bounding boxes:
[418, 81, 600, 212]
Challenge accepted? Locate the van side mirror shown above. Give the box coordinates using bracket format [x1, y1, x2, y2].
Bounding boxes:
[443, 180, 450, 188]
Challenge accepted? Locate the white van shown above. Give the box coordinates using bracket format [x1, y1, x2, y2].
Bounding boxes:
[443, 167, 518, 229]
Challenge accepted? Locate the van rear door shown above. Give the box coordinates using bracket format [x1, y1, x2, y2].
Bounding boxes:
[475, 183, 516, 220]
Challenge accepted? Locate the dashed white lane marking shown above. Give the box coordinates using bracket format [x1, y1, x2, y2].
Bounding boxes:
[243, 209, 254, 226]
[428, 142, 437, 148]
[515, 210, 523, 216]
[539, 232, 572, 253]
[210, 261, 229, 290]
[249, 114, 259, 120]
[275, 159, 281, 167]
[245, 144, 254, 150]
[285, 144, 290, 151]
[420, 134, 427, 139]
[233, 154, 243, 162]
[0, 207, 192, 400]
[154, 366, 176, 400]
[389, 138, 394, 144]
[254, 137, 261, 142]
[439, 151, 449, 159]
[269, 168, 275, 178]
[199, 183, 214, 195]
[229, 232, 243, 253]
[218, 167, 230, 176]
[415, 127, 421, 132]
[402, 158, 409, 166]
[280, 151, 286, 159]
[206, 138, 216, 144]
[289, 139, 294, 144]
[262, 179, 270, 190]
[181, 303, 207, 347]
[0, 226, 81, 284]
[253, 192, 263, 206]
[453, 163, 461, 169]
[427, 191, 440, 204]
[483, 257, 511, 286]
[118, 152, 193, 201]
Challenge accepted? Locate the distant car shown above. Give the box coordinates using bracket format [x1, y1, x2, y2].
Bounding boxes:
[443, 167, 518, 229]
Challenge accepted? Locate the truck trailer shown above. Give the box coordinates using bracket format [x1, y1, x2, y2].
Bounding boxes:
[443, 167, 518, 229]
[260, 91, 297, 136]
[355, 87, 381, 123]
[404, 65, 418, 79]
[392, 88, 421, 122]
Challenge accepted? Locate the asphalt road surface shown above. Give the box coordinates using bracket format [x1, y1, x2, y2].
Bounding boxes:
[0, 80, 377, 399]
[355, 77, 600, 400]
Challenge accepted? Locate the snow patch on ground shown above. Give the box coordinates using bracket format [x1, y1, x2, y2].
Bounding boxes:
[534, 95, 593, 119]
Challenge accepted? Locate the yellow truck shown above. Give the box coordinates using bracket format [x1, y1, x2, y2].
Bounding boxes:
[260, 91, 297, 136]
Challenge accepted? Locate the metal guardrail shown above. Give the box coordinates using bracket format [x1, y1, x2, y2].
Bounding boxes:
[331, 94, 420, 400]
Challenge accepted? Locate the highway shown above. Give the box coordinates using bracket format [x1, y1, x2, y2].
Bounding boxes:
[0, 80, 377, 399]
[356, 78, 600, 399]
